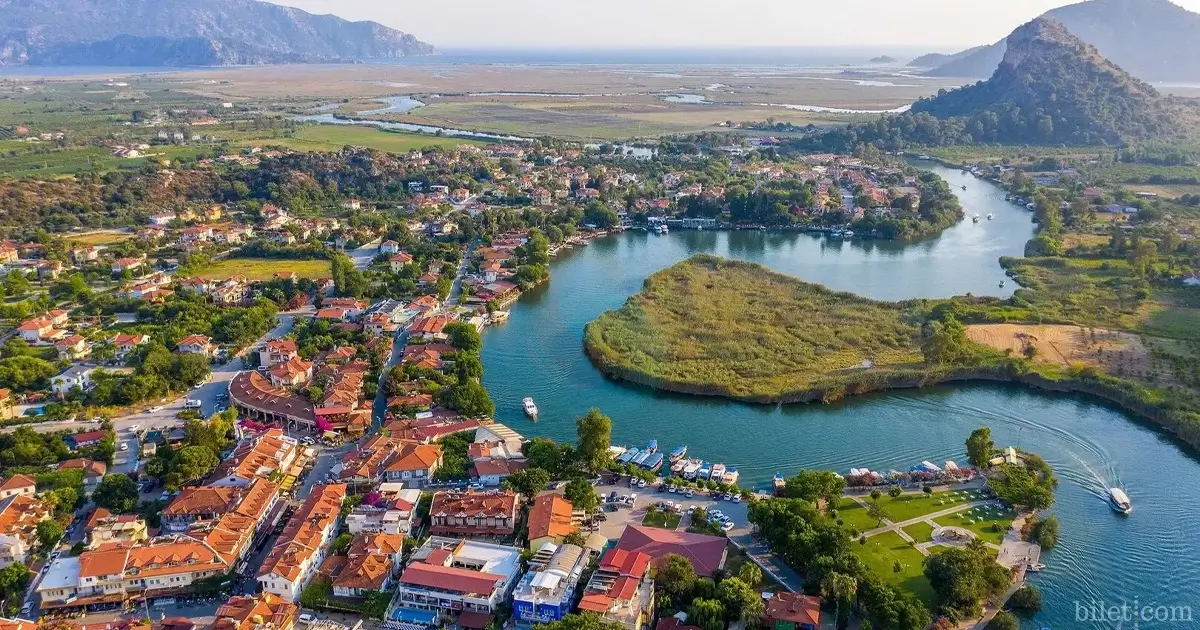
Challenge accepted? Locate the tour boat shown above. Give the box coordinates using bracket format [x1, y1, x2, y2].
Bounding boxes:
[773, 473, 786, 496]
[522, 397, 538, 418]
[842, 230, 854, 239]
[669, 446, 688, 462]
[698, 463, 713, 479]
[642, 452, 664, 472]
[1108, 488, 1133, 514]
[645, 440, 658, 454]
[711, 463, 726, 480]
[671, 459, 689, 473]
[722, 468, 739, 484]
[682, 460, 702, 479]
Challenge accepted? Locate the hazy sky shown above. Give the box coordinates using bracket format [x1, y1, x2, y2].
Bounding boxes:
[269, 0, 1200, 50]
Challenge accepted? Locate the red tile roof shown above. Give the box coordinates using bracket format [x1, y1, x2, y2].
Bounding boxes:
[401, 562, 505, 596]
[615, 525, 726, 576]
[599, 548, 652, 579]
[765, 592, 822, 627]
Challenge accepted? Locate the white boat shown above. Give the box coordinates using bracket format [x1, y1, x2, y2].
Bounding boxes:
[1108, 488, 1132, 514]
[711, 463, 726, 480]
[972, 214, 981, 223]
[987, 213, 994, 220]
[842, 230, 854, 239]
[522, 397, 538, 418]
[660, 224, 669, 234]
[682, 460, 702, 479]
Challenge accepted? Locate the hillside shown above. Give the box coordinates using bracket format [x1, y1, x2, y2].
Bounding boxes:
[910, 17, 1191, 145]
[0, 0, 436, 66]
[906, 46, 989, 69]
[921, 0, 1200, 82]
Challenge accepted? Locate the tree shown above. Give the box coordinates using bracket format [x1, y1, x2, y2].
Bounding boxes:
[331, 533, 353, 555]
[575, 408, 613, 474]
[563, 530, 588, 547]
[965, 427, 995, 468]
[718, 576, 762, 621]
[822, 571, 858, 630]
[922, 316, 969, 364]
[93, 474, 140, 513]
[527, 437, 569, 476]
[445, 322, 483, 353]
[1007, 586, 1043, 614]
[445, 380, 495, 418]
[0, 562, 31, 609]
[1028, 515, 1059, 550]
[889, 486, 904, 498]
[924, 546, 1011, 621]
[4, 270, 30, 297]
[170, 445, 220, 488]
[37, 519, 65, 549]
[542, 613, 627, 630]
[656, 554, 697, 602]
[564, 476, 600, 513]
[986, 611, 1019, 630]
[737, 562, 762, 587]
[782, 469, 845, 507]
[501, 467, 551, 500]
[867, 498, 891, 526]
[687, 598, 726, 630]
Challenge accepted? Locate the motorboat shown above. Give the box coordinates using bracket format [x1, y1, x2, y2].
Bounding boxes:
[987, 213, 994, 220]
[711, 463, 726, 480]
[972, 214, 981, 223]
[645, 440, 658, 454]
[522, 397, 538, 418]
[682, 460, 702, 479]
[669, 445, 687, 462]
[773, 473, 786, 496]
[722, 468, 739, 484]
[1108, 488, 1132, 514]
[842, 230, 854, 239]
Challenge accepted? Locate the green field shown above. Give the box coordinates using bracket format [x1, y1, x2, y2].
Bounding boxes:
[902, 521, 936, 543]
[947, 506, 1017, 545]
[66, 231, 136, 246]
[880, 489, 987, 523]
[852, 531, 935, 606]
[241, 124, 486, 154]
[193, 257, 331, 281]
[642, 509, 682, 530]
[583, 255, 926, 401]
[837, 498, 883, 533]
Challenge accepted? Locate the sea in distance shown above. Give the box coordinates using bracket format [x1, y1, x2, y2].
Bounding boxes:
[481, 164, 1200, 629]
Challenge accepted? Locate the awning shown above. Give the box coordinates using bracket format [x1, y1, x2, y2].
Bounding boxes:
[456, 611, 493, 629]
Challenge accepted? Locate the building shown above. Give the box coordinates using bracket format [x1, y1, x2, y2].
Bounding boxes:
[58, 458, 107, 491]
[526, 493, 579, 551]
[576, 548, 655, 630]
[614, 525, 727, 577]
[65, 430, 108, 450]
[257, 483, 346, 603]
[764, 592, 822, 630]
[0, 475, 36, 500]
[161, 486, 245, 532]
[380, 241, 400, 255]
[15, 317, 56, 343]
[112, 333, 150, 358]
[389, 252, 414, 273]
[345, 486, 421, 536]
[86, 508, 149, 549]
[212, 593, 298, 630]
[0, 494, 51, 567]
[470, 459, 526, 487]
[511, 543, 589, 626]
[209, 429, 300, 487]
[229, 371, 317, 431]
[389, 537, 523, 628]
[428, 489, 520, 539]
[260, 339, 300, 367]
[328, 533, 404, 599]
[268, 356, 313, 388]
[0, 390, 12, 421]
[176, 335, 214, 356]
[335, 434, 443, 489]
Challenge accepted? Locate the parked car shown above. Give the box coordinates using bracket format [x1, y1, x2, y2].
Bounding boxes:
[298, 614, 316, 625]
[732, 494, 742, 503]
[119, 443, 129, 451]
[608, 491, 618, 503]
[685, 489, 695, 498]
[722, 521, 735, 532]
[637, 479, 647, 488]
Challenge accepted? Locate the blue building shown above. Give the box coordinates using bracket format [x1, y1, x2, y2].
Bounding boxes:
[511, 543, 589, 627]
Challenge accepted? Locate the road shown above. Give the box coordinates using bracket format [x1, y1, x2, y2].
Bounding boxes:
[347, 239, 381, 270]
[445, 239, 475, 308]
[110, 313, 304, 476]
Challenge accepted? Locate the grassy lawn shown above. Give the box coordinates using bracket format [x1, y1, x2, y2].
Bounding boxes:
[902, 521, 936, 544]
[836, 498, 883, 534]
[944, 505, 1017, 545]
[880, 489, 985, 523]
[193, 257, 331, 282]
[242, 124, 486, 154]
[641, 510, 682, 530]
[583, 255, 926, 401]
[66, 231, 136, 246]
[852, 531, 935, 607]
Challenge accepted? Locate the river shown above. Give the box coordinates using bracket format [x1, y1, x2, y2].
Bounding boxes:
[480, 164, 1200, 628]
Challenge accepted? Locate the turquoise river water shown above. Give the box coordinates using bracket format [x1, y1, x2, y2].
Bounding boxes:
[481, 165, 1200, 628]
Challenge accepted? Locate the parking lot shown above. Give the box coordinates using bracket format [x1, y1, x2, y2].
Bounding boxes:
[590, 479, 753, 541]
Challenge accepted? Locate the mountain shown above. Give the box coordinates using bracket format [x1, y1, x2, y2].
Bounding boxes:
[906, 46, 990, 69]
[921, 0, 1200, 82]
[911, 17, 1191, 144]
[0, 0, 436, 67]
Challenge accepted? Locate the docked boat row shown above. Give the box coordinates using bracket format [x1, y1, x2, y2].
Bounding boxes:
[610, 441, 740, 484]
[841, 458, 977, 488]
[670, 455, 740, 485]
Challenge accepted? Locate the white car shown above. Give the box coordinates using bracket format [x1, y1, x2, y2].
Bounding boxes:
[722, 521, 735, 532]
[298, 614, 316, 625]
[732, 495, 742, 503]
[128, 424, 141, 432]
[637, 479, 647, 488]
[149, 406, 164, 412]
[685, 489, 695, 498]
[120, 443, 129, 452]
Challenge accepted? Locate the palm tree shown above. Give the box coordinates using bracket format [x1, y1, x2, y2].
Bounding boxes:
[821, 572, 858, 630]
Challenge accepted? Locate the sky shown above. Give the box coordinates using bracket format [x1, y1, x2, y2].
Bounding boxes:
[269, 0, 1200, 50]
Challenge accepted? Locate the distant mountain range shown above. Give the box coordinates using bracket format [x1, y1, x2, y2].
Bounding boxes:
[910, 0, 1200, 83]
[0, 0, 436, 66]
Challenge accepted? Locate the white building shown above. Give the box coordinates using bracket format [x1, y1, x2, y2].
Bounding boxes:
[257, 484, 345, 603]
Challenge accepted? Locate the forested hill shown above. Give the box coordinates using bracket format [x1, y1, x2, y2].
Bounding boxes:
[797, 18, 1197, 151]
[920, 0, 1200, 83]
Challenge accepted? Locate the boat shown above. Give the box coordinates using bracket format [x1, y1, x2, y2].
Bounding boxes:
[669, 446, 688, 462]
[962, 185, 967, 191]
[972, 214, 981, 223]
[999, 280, 1005, 288]
[711, 463, 726, 480]
[671, 459, 689, 473]
[697, 463, 713, 479]
[773, 473, 786, 496]
[632, 451, 651, 466]
[987, 213, 994, 220]
[522, 397, 538, 418]
[722, 468, 739, 484]
[842, 230, 854, 239]
[645, 440, 658, 454]
[617, 448, 639, 465]
[1108, 488, 1133, 514]
[830, 229, 844, 237]
[642, 452, 664, 472]
[682, 460, 702, 479]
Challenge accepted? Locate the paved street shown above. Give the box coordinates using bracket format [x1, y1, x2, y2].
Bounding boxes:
[348, 239, 381, 270]
[591, 480, 751, 540]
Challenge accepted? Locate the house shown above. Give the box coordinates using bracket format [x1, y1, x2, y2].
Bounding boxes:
[111, 256, 146, 275]
[149, 212, 177, 226]
[0, 494, 53, 568]
[428, 489, 520, 538]
[55, 334, 91, 361]
[176, 335, 214, 356]
[470, 458, 526, 487]
[345, 487, 421, 536]
[51, 364, 96, 398]
[57, 458, 106, 491]
[268, 356, 313, 388]
[161, 485, 245, 532]
[526, 493, 578, 551]
[0, 475, 36, 500]
[656, 613, 702, 630]
[212, 593, 297, 630]
[209, 429, 300, 487]
[111, 333, 149, 358]
[341, 199, 363, 210]
[383, 442, 443, 487]
[323, 298, 369, 318]
[380, 240, 401, 255]
[511, 543, 590, 626]
[390, 536, 523, 626]
[314, 308, 349, 321]
[576, 548, 655, 630]
[765, 592, 822, 630]
[0, 390, 13, 421]
[15, 317, 55, 343]
[389, 252, 414, 273]
[85, 507, 149, 549]
[614, 525, 727, 577]
[257, 483, 347, 603]
[328, 532, 404, 598]
[65, 430, 108, 450]
[409, 315, 456, 341]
